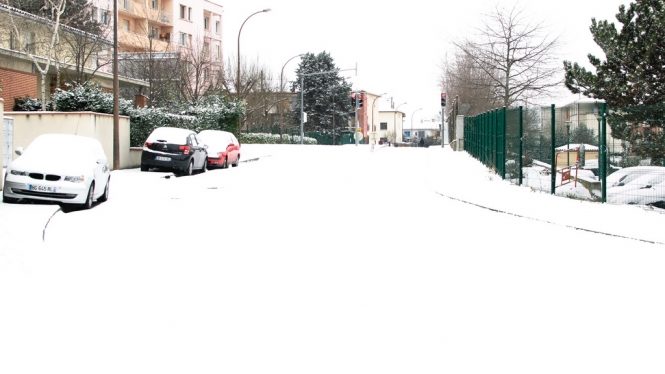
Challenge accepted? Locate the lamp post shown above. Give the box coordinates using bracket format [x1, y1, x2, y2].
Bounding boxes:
[411, 107, 423, 142]
[278, 53, 303, 136]
[370, 92, 387, 133]
[394, 102, 406, 143]
[236, 8, 270, 101]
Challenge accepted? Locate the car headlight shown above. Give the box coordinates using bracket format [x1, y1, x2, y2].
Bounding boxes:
[10, 170, 28, 176]
[64, 175, 86, 183]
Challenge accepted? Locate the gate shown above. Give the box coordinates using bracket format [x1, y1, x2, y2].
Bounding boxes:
[3, 117, 13, 167]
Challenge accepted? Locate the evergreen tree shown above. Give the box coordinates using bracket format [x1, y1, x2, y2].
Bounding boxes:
[291, 52, 353, 133]
[564, 0, 665, 164]
[9, 0, 102, 35]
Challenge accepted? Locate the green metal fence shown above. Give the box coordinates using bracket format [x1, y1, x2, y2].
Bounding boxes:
[464, 102, 664, 209]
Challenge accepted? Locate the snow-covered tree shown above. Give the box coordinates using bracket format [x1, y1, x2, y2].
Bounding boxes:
[564, 0, 665, 164]
[291, 52, 353, 133]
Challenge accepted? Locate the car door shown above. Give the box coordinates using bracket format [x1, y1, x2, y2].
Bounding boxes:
[229, 133, 239, 163]
[190, 134, 205, 169]
[90, 142, 108, 197]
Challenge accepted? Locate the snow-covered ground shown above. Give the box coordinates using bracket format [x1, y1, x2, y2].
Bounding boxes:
[1, 144, 664, 374]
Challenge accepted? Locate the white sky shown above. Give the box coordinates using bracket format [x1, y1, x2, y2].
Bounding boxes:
[1, 144, 664, 373]
[220, 0, 629, 124]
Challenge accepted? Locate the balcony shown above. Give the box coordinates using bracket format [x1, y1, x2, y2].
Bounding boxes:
[118, 30, 170, 52]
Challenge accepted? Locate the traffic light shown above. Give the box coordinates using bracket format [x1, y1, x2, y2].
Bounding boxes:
[358, 93, 364, 108]
[440, 92, 447, 107]
[351, 92, 357, 107]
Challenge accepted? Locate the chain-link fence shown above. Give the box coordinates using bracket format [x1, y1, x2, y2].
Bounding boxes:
[463, 102, 665, 209]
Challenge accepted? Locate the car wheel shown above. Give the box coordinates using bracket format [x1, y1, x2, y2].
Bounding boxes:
[232, 155, 240, 167]
[222, 157, 228, 169]
[201, 158, 208, 173]
[2, 193, 18, 204]
[98, 178, 110, 203]
[184, 160, 193, 176]
[140, 164, 149, 172]
[81, 183, 94, 210]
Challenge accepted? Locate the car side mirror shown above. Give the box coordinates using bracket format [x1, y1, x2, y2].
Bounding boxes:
[96, 159, 105, 165]
[15, 147, 23, 156]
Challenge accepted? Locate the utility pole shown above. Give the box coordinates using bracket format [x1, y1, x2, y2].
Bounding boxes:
[440, 92, 447, 148]
[112, 0, 120, 170]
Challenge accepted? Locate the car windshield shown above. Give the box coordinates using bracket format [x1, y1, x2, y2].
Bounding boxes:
[24, 135, 94, 160]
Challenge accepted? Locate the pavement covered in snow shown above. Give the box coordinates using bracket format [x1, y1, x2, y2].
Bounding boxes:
[1, 144, 664, 374]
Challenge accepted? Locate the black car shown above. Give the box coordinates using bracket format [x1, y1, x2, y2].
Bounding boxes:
[140, 127, 208, 176]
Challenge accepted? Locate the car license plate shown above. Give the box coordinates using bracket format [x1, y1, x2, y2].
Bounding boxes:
[28, 184, 57, 193]
[156, 156, 171, 161]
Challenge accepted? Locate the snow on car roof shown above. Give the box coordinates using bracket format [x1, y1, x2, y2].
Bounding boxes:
[555, 143, 599, 151]
[147, 127, 193, 143]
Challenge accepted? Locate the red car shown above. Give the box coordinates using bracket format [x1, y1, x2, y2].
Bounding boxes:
[197, 130, 241, 169]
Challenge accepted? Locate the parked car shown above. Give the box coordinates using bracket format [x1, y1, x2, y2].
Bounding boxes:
[2, 133, 111, 209]
[197, 130, 241, 169]
[606, 166, 665, 208]
[141, 127, 208, 175]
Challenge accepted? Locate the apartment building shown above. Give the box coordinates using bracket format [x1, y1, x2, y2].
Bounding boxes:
[92, 1, 223, 63]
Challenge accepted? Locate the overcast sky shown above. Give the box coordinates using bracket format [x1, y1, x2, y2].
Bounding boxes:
[220, 0, 630, 124]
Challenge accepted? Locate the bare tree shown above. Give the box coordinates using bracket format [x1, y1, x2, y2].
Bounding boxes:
[453, 5, 560, 108]
[178, 37, 221, 103]
[4, 0, 67, 109]
[441, 45, 501, 117]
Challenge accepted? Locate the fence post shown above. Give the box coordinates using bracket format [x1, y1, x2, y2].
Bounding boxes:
[600, 102, 608, 203]
[518, 106, 523, 186]
[550, 104, 556, 195]
[500, 107, 507, 179]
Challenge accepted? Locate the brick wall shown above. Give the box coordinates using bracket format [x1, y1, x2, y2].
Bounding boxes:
[0, 68, 38, 112]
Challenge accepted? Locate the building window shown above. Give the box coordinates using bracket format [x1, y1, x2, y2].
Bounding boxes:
[203, 68, 209, 81]
[188, 7, 192, 21]
[215, 20, 220, 34]
[9, 31, 18, 51]
[179, 32, 187, 45]
[151, 0, 158, 10]
[150, 26, 160, 38]
[204, 17, 209, 30]
[380, 122, 388, 130]
[91, 6, 98, 22]
[179, 5, 186, 19]
[23, 32, 36, 54]
[101, 10, 110, 25]
[216, 45, 221, 60]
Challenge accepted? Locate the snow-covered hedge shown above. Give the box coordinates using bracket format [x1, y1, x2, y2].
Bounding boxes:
[238, 133, 317, 145]
[129, 108, 197, 147]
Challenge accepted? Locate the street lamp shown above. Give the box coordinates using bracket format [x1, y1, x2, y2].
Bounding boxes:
[236, 8, 270, 101]
[370, 92, 387, 133]
[394, 102, 407, 143]
[411, 107, 423, 141]
[278, 54, 303, 136]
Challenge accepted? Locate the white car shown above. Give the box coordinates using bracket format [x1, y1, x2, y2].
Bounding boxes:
[606, 166, 665, 208]
[3, 134, 111, 209]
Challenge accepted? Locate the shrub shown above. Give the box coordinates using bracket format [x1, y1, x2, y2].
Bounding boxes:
[128, 107, 196, 147]
[13, 96, 44, 111]
[238, 133, 317, 145]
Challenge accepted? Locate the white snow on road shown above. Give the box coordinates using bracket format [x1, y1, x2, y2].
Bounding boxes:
[1, 144, 664, 374]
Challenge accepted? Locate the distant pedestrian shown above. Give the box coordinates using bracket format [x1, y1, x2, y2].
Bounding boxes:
[419, 138, 425, 147]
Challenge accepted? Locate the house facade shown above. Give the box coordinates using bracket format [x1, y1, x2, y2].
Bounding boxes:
[0, 3, 147, 111]
[378, 109, 405, 143]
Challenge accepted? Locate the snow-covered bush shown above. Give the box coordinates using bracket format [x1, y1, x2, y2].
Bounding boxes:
[178, 96, 243, 134]
[13, 96, 45, 111]
[128, 107, 196, 147]
[238, 133, 317, 144]
[52, 83, 133, 114]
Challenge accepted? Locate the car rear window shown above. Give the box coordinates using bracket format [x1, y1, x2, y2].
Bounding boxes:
[147, 127, 191, 145]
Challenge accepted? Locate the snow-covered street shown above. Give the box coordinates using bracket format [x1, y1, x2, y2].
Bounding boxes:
[2, 144, 664, 374]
